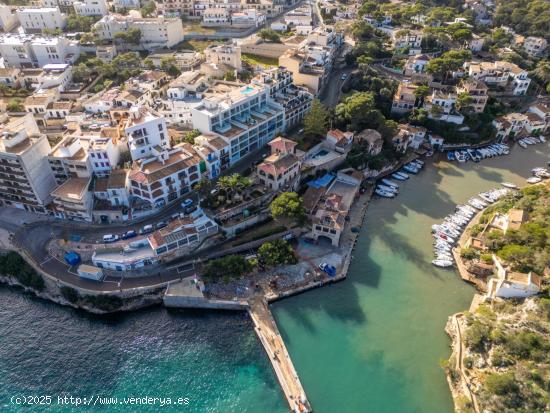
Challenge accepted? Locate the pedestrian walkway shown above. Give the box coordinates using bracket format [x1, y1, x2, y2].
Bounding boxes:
[248, 297, 311, 413]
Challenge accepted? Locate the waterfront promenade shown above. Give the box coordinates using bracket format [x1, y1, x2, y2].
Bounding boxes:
[248, 297, 311, 413]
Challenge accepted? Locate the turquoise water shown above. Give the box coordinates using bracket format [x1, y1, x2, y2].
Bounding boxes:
[273, 144, 549, 413]
[0, 144, 547, 413]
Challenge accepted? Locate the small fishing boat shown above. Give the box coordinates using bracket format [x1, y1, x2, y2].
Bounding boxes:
[518, 140, 528, 149]
[432, 259, 454, 268]
[447, 152, 455, 161]
[501, 182, 518, 189]
[377, 184, 398, 193]
[391, 173, 407, 181]
[375, 189, 395, 198]
[394, 171, 409, 179]
[539, 136, 546, 143]
[403, 164, 418, 174]
[381, 179, 399, 189]
[527, 177, 542, 184]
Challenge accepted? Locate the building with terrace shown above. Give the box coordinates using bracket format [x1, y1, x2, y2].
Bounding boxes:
[190, 81, 286, 166]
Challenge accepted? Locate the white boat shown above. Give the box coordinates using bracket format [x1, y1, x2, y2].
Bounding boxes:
[540, 136, 546, 143]
[535, 170, 550, 179]
[403, 164, 419, 174]
[377, 184, 397, 193]
[381, 179, 399, 189]
[527, 177, 542, 184]
[391, 173, 406, 181]
[432, 259, 454, 268]
[501, 182, 518, 189]
[455, 151, 467, 163]
[518, 141, 528, 149]
[478, 193, 495, 203]
[375, 189, 395, 198]
[394, 171, 409, 179]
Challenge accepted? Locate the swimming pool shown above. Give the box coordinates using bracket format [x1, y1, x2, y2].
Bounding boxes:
[312, 149, 329, 159]
[241, 86, 255, 94]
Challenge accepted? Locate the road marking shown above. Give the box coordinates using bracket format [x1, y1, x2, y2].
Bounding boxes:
[40, 256, 54, 265]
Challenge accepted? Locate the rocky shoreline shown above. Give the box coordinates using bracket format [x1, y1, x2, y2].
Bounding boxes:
[0, 273, 164, 315]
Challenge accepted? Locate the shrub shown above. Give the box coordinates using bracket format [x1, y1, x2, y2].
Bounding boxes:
[460, 247, 478, 260]
[0, 251, 45, 291]
[60, 286, 80, 304]
[465, 319, 491, 352]
[485, 372, 518, 396]
[480, 253, 493, 264]
[202, 255, 251, 283]
[503, 331, 543, 359]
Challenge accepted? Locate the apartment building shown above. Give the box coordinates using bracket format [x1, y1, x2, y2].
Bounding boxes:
[194, 133, 230, 175]
[155, 0, 194, 17]
[192, 0, 280, 17]
[16, 7, 67, 33]
[204, 43, 242, 71]
[190, 81, 286, 166]
[124, 106, 171, 162]
[128, 145, 203, 208]
[0, 68, 22, 88]
[393, 30, 423, 53]
[456, 78, 488, 113]
[466, 61, 531, 96]
[48, 135, 92, 185]
[0, 114, 57, 213]
[51, 176, 93, 221]
[94, 12, 185, 49]
[73, 0, 108, 16]
[257, 137, 301, 191]
[523, 36, 547, 58]
[202, 8, 230, 25]
[492, 113, 528, 140]
[424, 90, 464, 124]
[253, 67, 313, 127]
[0, 34, 80, 68]
[36, 63, 72, 91]
[231, 9, 266, 28]
[0, 5, 19, 32]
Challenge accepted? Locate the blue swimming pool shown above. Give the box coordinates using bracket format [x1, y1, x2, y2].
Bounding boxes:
[241, 86, 255, 94]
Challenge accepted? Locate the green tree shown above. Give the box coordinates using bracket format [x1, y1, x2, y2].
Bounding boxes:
[485, 372, 518, 396]
[160, 56, 181, 77]
[258, 239, 298, 268]
[270, 192, 306, 228]
[456, 92, 473, 114]
[182, 129, 200, 144]
[258, 28, 281, 43]
[6, 98, 23, 112]
[66, 15, 96, 32]
[303, 99, 328, 138]
[224, 70, 236, 81]
[202, 255, 251, 283]
[414, 85, 430, 99]
[140, 1, 156, 17]
[143, 58, 155, 70]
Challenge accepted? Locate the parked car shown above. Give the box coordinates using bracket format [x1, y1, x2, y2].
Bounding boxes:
[139, 224, 154, 235]
[156, 221, 168, 229]
[181, 198, 193, 208]
[184, 205, 197, 215]
[282, 233, 294, 241]
[121, 230, 137, 240]
[318, 262, 336, 277]
[102, 234, 119, 243]
[170, 212, 181, 220]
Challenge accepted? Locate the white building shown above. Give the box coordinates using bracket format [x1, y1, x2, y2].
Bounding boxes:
[523, 36, 547, 57]
[0, 5, 19, 32]
[204, 43, 242, 71]
[128, 144, 203, 208]
[190, 81, 285, 166]
[231, 9, 266, 27]
[125, 106, 171, 161]
[0, 114, 57, 213]
[393, 30, 423, 53]
[51, 176, 93, 221]
[202, 8, 230, 26]
[16, 7, 67, 33]
[73, 0, 108, 16]
[37, 63, 72, 91]
[0, 34, 80, 68]
[487, 256, 541, 299]
[466, 61, 531, 96]
[94, 12, 185, 49]
[112, 0, 141, 12]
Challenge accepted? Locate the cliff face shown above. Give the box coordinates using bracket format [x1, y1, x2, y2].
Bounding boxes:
[445, 297, 550, 413]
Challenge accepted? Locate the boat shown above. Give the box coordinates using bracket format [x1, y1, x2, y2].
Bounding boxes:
[391, 173, 407, 181]
[375, 189, 395, 198]
[394, 171, 409, 179]
[518, 140, 528, 149]
[447, 152, 455, 161]
[456, 151, 467, 163]
[535, 170, 550, 179]
[377, 184, 398, 193]
[403, 164, 419, 174]
[432, 259, 454, 268]
[467, 149, 479, 162]
[381, 179, 399, 189]
[414, 159, 425, 167]
[540, 136, 546, 143]
[478, 193, 495, 203]
[527, 177, 542, 184]
[501, 182, 518, 189]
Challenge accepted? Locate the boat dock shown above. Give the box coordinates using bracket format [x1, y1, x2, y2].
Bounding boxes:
[248, 297, 311, 413]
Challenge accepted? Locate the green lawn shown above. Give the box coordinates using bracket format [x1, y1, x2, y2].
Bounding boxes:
[242, 53, 279, 68]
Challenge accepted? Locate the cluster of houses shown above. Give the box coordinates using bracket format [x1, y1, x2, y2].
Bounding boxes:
[464, 208, 543, 299]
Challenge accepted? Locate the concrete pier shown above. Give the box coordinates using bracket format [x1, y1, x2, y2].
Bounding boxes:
[248, 297, 312, 413]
